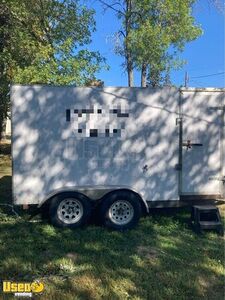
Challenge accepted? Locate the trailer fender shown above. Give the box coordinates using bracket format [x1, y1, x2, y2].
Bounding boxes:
[38, 186, 149, 214]
[99, 189, 149, 215]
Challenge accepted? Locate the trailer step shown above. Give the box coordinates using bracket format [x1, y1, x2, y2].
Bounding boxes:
[199, 221, 222, 228]
[191, 205, 224, 235]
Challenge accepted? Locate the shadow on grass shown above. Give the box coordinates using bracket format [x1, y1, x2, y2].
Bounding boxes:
[0, 175, 224, 300]
[0, 211, 224, 299]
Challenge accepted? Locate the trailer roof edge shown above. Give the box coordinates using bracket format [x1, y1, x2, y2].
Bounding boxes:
[10, 84, 225, 92]
[180, 87, 225, 92]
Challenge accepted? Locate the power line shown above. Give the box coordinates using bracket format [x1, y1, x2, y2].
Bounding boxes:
[183, 70, 224, 87]
[189, 79, 204, 87]
[191, 72, 225, 79]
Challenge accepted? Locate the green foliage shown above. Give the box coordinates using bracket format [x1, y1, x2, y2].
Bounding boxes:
[6, 0, 106, 84]
[14, 47, 106, 85]
[0, 0, 107, 138]
[131, 0, 202, 86]
[0, 150, 224, 299]
[111, 0, 202, 87]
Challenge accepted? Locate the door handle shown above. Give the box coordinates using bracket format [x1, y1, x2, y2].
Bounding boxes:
[182, 140, 203, 149]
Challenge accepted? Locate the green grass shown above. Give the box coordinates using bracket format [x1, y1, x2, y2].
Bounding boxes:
[0, 143, 224, 300]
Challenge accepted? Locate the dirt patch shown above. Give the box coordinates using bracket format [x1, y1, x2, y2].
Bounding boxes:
[137, 246, 159, 260]
[66, 252, 79, 262]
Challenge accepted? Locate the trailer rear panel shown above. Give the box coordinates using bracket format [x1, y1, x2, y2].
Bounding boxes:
[180, 89, 225, 198]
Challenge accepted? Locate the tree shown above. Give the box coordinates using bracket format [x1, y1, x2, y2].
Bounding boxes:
[0, 0, 106, 139]
[0, 2, 14, 140]
[99, 0, 135, 86]
[131, 0, 202, 87]
[99, 0, 202, 87]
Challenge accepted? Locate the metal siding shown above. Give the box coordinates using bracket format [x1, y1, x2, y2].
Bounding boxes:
[222, 92, 225, 197]
[11, 85, 180, 204]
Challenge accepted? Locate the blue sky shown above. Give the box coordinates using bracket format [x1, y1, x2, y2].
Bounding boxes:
[88, 0, 224, 87]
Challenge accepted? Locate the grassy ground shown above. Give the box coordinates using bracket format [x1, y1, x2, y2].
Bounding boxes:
[0, 142, 224, 300]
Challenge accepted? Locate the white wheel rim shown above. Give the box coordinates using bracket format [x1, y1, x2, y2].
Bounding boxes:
[57, 198, 83, 224]
[109, 200, 134, 225]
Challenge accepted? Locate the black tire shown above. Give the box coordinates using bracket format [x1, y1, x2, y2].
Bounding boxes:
[49, 192, 92, 228]
[99, 191, 142, 230]
[40, 201, 50, 221]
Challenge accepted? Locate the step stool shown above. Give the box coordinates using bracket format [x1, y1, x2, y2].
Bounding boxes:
[191, 205, 224, 235]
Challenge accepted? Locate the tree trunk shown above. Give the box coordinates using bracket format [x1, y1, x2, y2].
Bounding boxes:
[149, 64, 161, 88]
[0, 3, 10, 140]
[127, 54, 134, 87]
[141, 63, 147, 87]
[125, 0, 134, 87]
[0, 111, 4, 141]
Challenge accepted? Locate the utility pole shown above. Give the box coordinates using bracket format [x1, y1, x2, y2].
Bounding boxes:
[184, 71, 189, 88]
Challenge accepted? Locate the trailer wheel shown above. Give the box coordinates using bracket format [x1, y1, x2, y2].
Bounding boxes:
[49, 192, 92, 228]
[100, 191, 142, 230]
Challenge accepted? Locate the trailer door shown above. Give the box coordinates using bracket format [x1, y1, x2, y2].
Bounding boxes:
[181, 90, 224, 198]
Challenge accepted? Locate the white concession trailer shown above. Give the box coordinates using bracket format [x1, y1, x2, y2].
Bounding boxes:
[11, 85, 225, 229]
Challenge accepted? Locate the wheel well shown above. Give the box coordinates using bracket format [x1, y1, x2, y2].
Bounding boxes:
[39, 191, 89, 216]
[100, 189, 148, 216]
[40, 189, 148, 216]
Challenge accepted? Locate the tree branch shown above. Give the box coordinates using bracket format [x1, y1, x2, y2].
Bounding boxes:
[97, 0, 125, 15]
[118, 30, 126, 38]
[38, 0, 53, 45]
